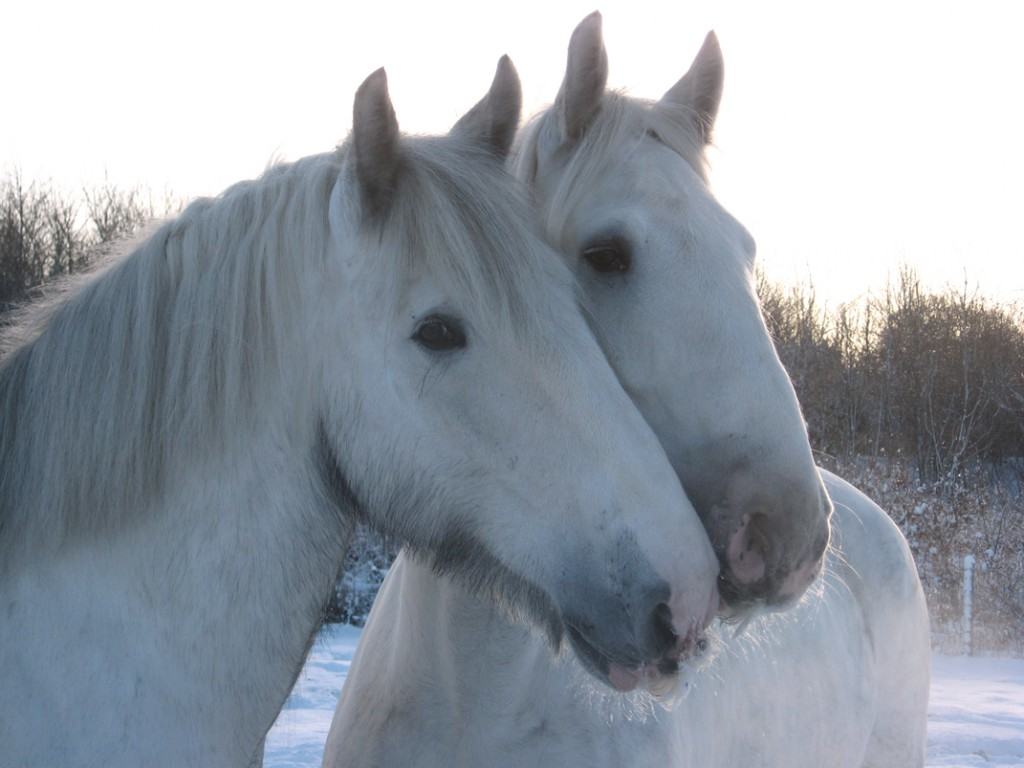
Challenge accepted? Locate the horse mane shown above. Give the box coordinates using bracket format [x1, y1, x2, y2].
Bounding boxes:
[512, 91, 709, 248]
[0, 137, 565, 561]
[363, 136, 565, 343]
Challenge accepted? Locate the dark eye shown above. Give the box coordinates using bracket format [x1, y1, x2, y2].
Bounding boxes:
[581, 237, 631, 274]
[412, 315, 467, 352]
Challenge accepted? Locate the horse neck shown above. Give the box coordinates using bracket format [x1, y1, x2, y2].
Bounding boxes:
[3, 424, 354, 766]
[329, 552, 670, 768]
[346, 552, 570, 727]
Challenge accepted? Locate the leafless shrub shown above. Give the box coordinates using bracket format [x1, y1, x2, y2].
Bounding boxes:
[0, 171, 176, 313]
[759, 267, 1024, 479]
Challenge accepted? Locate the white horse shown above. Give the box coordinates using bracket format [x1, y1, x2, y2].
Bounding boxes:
[0, 60, 723, 767]
[323, 14, 929, 768]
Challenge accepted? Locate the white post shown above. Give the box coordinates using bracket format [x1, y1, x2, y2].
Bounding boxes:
[963, 553, 975, 656]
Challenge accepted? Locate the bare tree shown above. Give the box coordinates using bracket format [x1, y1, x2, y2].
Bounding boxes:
[83, 180, 155, 244]
[0, 171, 176, 314]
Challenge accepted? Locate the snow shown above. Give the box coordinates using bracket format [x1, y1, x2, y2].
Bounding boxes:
[263, 625, 361, 768]
[265, 625, 1024, 767]
[928, 655, 1024, 766]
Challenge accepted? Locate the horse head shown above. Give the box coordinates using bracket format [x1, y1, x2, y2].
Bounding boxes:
[515, 13, 831, 616]
[316, 60, 720, 689]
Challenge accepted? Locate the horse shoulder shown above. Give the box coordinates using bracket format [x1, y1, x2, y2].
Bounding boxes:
[822, 470, 925, 616]
[820, 469, 930, 767]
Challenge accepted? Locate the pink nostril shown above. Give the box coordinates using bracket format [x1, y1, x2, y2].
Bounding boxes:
[725, 513, 767, 585]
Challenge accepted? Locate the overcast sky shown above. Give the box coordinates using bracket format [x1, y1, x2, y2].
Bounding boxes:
[4, 0, 1022, 304]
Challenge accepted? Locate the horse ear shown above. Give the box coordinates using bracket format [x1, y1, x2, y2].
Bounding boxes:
[659, 31, 723, 145]
[353, 68, 401, 218]
[555, 11, 608, 142]
[451, 55, 523, 159]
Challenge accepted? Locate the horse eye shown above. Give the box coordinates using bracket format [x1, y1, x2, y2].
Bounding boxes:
[581, 238, 632, 274]
[412, 315, 467, 352]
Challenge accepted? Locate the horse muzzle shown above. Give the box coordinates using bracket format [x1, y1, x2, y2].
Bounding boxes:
[565, 580, 719, 693]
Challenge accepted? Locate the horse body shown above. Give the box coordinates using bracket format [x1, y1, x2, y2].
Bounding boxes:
[325, 471, 929, 768]
[1, 60, 721, 764]
[324, 14, 927, 767]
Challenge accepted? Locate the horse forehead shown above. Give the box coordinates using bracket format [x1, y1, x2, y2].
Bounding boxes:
[623, 147, 754, 253]
[630, 143, 704, 199]
[567, 170, 698, 246]
[575, 142, 699, 216]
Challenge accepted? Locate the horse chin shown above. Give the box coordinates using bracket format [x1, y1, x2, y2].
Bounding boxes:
[566, 623, 631, 690]
[566, 624, 701, 698]
[717, 569, 812, 627]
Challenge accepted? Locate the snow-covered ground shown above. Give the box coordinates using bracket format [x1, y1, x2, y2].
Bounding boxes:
[929, 655, 1024, 766]
[264, 625, 363, 768]
[265, 624, 1024, 767]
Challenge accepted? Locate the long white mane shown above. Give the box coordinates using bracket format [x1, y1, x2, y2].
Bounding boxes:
[0, 138, 565, 565]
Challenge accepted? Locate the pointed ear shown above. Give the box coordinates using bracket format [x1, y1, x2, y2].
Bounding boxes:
[353, 68, 401, 218]
[659, 31, 723, 145]
[451, 55, 522, 159]
[555, 11, 608, 142]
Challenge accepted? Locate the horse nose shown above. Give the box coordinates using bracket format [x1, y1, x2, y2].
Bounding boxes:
[600, 578, 718, 692]
[724, 511, 771, 585]
[643, 583, 718, 666]
[720, 492, 831, 608]
[773, 514, 831, 602]
[647, 602, 678, 658]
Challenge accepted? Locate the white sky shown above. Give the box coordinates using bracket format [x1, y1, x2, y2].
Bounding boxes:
[3, 0, 1022, 304]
